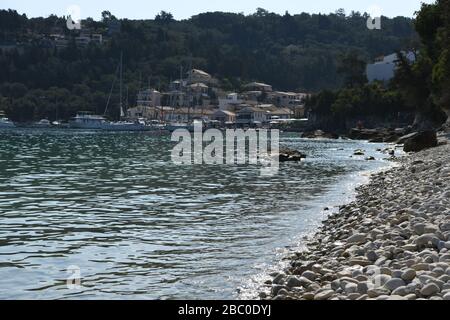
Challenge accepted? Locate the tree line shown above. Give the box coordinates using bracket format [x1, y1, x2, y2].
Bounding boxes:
[0, 8, 419, 122]
[306, 0, 450, 131]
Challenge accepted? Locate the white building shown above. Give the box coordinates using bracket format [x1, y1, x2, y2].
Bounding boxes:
[186, 69, 212, 84]
[212, 110, 236, 124]
[366, 51, 416, 83]
[243, 82, 273, 92]
[137, 89, 161, 108]
[269, 91, 307, 107]
[236, 107, 267, 125]
[218, 93, 244, 110]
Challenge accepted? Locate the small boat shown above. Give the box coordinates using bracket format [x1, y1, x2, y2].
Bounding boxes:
[69, 112, 108, 130]
[0, 117, 15, 128]
[32, 119, 52, 128]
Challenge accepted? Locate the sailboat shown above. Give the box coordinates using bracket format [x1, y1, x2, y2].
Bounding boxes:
[103, 53, 161, 132]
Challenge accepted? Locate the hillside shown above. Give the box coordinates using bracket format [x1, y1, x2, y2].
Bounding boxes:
[0, 8, 419, 121]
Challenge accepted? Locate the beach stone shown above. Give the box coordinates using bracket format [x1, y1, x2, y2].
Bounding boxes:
[314, 290, 334, 301]
[367, 288, 390, 298]
[347, 233, 367, 244]
[302, 292, 315, 300]
[271, 285, 285, 296]
[347, 293, 361, 300]
[415, 234, 436, 247]
[357, 282, 370, 295]
[413, 223, 426, 235]
[366, 250, 379, 262]
[389, 295, 408, 300]
[424, 224, 438, 234]
[391, 286, 410, 296]
[349, 258, 372, 267]
[344, 283, 358, 294]
[372, 274, 391, 287]
[439, 254, 450, 262]
[285, 276, 303, 288]
[401, 269, 417, 282]
[412, 263, 430, 271]
[420, 283, 440, 297]
[293, 276, 313, 288]
[405, 294, 417, 300]
[444, 293, 450, 301]
[331, 280, 341, 291]
[272, 274, 285, 285]
[427, 279, 445, 290]
[302, 271, 318, 281]
[306, 283, 320, 292]
[384, 278, 406, 292]
[392, 270, 403, 279]
[440, 222, 450, 232]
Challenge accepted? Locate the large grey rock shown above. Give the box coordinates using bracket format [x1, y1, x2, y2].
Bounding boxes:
[420, 283, 440, 297]
[302, 271, 318, 281]
[401, 269, 417, 282]
[402, 131, 437, 152]
[384, 278, 406, 292]
[285, 276, 302, 288]
[347, 233, 367, 244]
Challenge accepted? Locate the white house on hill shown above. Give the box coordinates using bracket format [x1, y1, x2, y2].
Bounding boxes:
[366, 51, 416, 83]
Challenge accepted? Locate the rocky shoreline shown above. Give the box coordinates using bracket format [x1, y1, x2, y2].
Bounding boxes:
[263, 141, 450, 301]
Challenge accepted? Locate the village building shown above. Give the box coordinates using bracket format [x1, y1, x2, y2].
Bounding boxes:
[268, 108, 294, 120]
[212, 110, 236, 124]
[269, 91, 307, 107]
[136, 89, 161, 108]
[243, 82, 273, 92]
[218, 93, 244, 110]
[126, 106, 156, 120]
[186, 69, 212, 85]
[164, 107, 215, 122]
[236, 106, 268, 126]
[366, 51, 416, 83]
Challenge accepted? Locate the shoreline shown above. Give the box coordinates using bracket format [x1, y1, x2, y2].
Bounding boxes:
[239, 140, 398, 299]
[263, 140, 450, 300]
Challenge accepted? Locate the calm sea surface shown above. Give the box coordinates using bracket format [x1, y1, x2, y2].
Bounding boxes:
[0, 129, 391, 299]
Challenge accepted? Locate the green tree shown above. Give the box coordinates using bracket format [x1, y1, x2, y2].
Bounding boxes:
[337, 51, 368, 88]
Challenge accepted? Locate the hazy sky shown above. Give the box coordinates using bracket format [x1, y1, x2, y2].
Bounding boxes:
[0, 0, 436, 20]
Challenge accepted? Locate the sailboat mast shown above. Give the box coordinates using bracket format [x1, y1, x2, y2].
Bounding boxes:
[120, 52, 123, 120]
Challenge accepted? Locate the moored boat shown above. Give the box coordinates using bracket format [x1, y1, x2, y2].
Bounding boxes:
[69, 112, 108, 130]
[0, 111, 15, 129]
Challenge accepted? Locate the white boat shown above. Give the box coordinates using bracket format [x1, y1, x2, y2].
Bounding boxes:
[0, 117, 15, 128]
[102, 120, 153, 132]
[69, 112, 108, 130]
[32, 119, 52, 128]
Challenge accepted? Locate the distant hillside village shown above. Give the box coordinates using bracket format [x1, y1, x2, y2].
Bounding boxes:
[0, 9, 421, 128]
[126, 68, 309, 127]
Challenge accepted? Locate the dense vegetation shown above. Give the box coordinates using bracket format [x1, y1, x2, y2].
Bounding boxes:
[0, 8, 418, 121]
[306, 0, 450, 131]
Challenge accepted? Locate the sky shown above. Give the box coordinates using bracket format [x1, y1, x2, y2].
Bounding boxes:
[0, 0, 436, 20]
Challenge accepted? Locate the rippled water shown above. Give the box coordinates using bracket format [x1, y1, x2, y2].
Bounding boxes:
[0, 129, 390, 299]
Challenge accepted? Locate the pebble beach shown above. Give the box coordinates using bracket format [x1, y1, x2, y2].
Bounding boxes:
[265, 140, 450, 301]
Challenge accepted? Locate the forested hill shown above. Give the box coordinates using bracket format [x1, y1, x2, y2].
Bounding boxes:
[0, 8, 418, 121]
